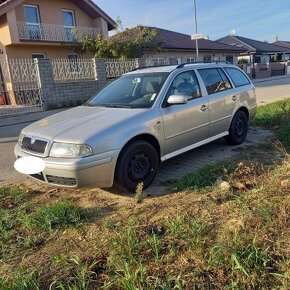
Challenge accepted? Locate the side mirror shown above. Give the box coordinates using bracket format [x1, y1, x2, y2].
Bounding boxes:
[167, 95, 188, 105]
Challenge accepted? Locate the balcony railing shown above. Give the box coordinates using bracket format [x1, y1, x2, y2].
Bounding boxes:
[17, 21, 102, 42]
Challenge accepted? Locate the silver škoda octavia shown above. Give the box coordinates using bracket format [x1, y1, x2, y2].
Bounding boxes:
[15, 63, 257, 192]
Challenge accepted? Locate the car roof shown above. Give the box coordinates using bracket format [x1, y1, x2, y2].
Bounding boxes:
[125, 62, 237, 75]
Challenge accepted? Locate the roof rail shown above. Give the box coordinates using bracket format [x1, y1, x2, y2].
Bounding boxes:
[130, 63, 176, 72]
[176, 60, 232, 69]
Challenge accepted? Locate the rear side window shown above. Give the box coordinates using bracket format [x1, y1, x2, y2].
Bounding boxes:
[224, 68, 250, 87]
[198, 68, 231, 95]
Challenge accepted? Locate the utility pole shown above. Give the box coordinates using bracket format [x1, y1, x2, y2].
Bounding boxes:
[193, 0, 199, 60]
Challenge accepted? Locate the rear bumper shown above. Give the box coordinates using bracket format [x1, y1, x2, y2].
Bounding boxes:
[14, 144, 119, 188]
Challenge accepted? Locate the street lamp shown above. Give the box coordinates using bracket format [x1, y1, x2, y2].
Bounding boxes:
[193, 0, 199, 60]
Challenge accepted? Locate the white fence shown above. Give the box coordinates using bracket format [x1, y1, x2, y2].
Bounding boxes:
[145, 58, 169, 67]
[105, 59, 139, 78]
[0, 58, 43, 115]
[51, 58, 96, 82]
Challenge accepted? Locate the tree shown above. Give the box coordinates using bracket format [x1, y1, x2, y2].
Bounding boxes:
[72, 24, 163, 59]
[273, 53, 279, 62]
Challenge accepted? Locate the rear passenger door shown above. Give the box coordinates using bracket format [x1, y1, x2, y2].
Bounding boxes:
[160, 70, 209, 156]
[197, 68, 236, 137]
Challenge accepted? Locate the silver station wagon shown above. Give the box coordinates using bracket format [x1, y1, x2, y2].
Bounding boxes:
[15, 63, 257, 192]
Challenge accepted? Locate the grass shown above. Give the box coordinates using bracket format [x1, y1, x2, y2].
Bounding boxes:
[252, 98, 290, 148]
[0, 193, 91, 265]
[33, 201, 86, 232]
[0, 270, 41, 290]
[0, 155, 289, 289]
[173, 162, 236, 191]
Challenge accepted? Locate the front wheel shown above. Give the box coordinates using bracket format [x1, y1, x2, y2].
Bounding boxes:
[225, 111, 248, 145]
[115, 140, 159, 192]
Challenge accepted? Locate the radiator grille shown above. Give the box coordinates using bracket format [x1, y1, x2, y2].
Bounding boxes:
[21, 136, 48, 154]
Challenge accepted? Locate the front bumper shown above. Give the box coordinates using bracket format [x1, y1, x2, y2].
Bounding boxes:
[14, 144, 119, 188]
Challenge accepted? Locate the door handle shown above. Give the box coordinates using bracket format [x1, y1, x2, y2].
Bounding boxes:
[232, 95, 238, 101]
[200, 104, 208, 112]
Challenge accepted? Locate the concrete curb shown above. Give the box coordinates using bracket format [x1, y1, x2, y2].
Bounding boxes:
[253, 75, 290, 84]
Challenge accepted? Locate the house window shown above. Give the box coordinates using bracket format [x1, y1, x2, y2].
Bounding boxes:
[152, 58, 166, 66]
[187, 58, 196, 63]
[24, 5, 41, 40]
[203, 56, 212, 63]
[254, 55, 262, 63]
[32, 53, 46, 59]
[63, 10, 76, 41]
[169, 58, 178, 65]
[226, 56, 234, 64]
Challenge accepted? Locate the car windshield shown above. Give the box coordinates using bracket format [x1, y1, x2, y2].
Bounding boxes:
[87, 72, 169, 108]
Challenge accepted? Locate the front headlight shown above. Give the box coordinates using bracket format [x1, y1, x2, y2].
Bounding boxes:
[49, 143, 93, 158]
[18, 132, 25, 146]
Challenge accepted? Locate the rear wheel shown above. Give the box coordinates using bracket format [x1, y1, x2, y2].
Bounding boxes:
[225, 110, 248, 145]
[115, 140, 159, 192]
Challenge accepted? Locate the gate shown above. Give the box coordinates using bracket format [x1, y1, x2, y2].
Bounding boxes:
[271, 62, 286, 77]
[0, 58, 43, 116]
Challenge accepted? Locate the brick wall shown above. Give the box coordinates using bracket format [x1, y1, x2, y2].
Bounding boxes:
[35, 58, 108, 109]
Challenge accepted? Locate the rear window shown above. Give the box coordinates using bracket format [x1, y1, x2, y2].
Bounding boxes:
[198, 68, 232, 95]
[224, 68, 250, 87]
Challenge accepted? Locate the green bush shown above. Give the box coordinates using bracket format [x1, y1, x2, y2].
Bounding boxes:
[252, 99, 290, 148]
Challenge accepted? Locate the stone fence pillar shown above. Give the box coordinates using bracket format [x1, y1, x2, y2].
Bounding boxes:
[136, 58, 146, 68]
[34, 58, 54, 109]
[94, 58, 107, 85]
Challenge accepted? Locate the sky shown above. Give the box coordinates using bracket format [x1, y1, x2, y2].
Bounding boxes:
[95, 0, 290, 42]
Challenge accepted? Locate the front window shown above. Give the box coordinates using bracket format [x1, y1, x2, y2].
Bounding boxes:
[24, 5, 41, 40]
[166, 70, 201, 101]
[87, 73, 169, 108]
[63, 10, 76, 41]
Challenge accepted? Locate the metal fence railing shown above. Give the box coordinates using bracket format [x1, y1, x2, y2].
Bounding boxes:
[0, 58, 43, 115]
[51, 58, 96, 82]
[105, 59, 139, 79]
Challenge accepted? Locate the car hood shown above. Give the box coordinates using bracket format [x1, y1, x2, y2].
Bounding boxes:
[22, 106, 148, 143]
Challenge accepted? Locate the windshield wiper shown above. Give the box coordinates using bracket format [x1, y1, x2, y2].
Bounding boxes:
[101, 104, 135, 108]
[85, 103, 148, 109]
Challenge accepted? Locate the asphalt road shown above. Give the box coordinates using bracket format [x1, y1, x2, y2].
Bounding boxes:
[0, 76, 289, 187]
[254, 76, 290, 105]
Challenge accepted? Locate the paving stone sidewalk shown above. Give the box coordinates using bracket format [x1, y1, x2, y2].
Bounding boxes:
[145, 127, 274, 195]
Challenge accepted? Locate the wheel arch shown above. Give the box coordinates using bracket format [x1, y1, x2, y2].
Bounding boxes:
[234, 106, 249, 121]
[117, 134, 161, 162]
[114, 133, 161, 190]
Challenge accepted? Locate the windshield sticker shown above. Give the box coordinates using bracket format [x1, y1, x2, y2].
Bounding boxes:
[133, 77, 141, 84]
[150, 93, 157, 101]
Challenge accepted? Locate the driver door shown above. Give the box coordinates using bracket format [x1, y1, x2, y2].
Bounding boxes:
[160, 70, 210, 157]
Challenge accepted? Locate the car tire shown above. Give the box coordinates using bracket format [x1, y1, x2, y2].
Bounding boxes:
[225, 110, 248, 145]
[115, 140, 159, 193]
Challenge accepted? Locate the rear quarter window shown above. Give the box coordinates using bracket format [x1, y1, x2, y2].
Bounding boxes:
[224, 67, 250, 87]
